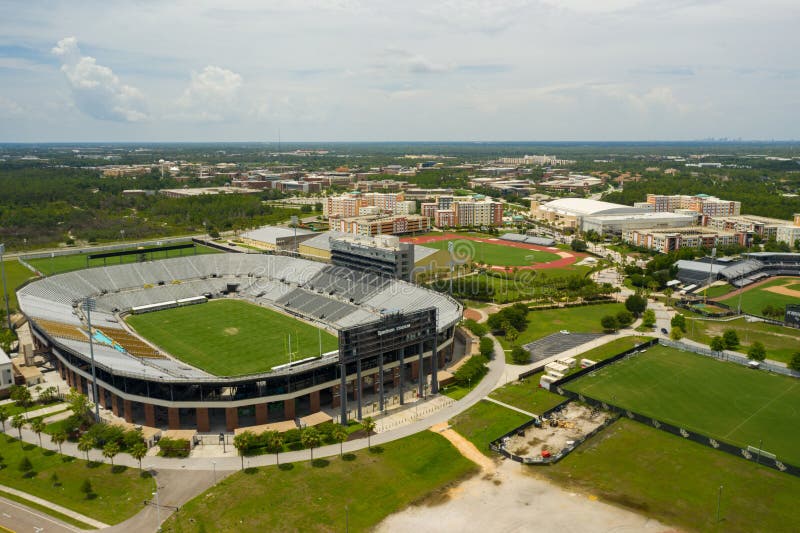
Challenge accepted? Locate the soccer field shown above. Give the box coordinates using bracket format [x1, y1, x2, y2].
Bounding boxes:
[566, 345, 800, 464]
[422, 239, 560, 267]
[719, 276, 800, 316]
[126, 300, 339, 376]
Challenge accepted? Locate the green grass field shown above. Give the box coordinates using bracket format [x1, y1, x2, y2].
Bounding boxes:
[488, 377, 565, 415]
[719, 276, 800, 316]
[565, 345, 800, 464]
[497, 302, 625, 349]
[537, 418, 800, 533]
[684, 316, 800, 364]
[126, 300, 338, 376]
[449, 400, 531, 457]
[697, 283, 735, 298]
[423, 239, 560, 267]
[27, 243, 220, 276]
[161, 431, 477, 533]
[0, 435, 154, 525]
[1, 259, 38, 311]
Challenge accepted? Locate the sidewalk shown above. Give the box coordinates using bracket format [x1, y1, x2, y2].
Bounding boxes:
[0, 484, 108, 529]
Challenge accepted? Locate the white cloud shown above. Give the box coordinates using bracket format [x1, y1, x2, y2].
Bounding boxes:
[51, 37, 148, 122]
[175, 65, 243, 121]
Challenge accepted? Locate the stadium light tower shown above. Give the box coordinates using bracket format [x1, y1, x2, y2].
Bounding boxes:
[0, 244, 11, 330]
[81, 297, 101, 422]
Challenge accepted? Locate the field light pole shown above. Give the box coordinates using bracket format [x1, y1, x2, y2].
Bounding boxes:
[716, 485, 723, 524]
[0, 244, 11, 330]
[82, 298, 101, 423]
[153, 487, 161, 532]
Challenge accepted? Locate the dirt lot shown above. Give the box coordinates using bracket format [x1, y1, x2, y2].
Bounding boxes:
[500, 403, 612, 461]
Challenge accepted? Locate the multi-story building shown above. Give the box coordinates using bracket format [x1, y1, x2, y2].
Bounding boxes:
[330, 234, 415, 281]
[333, 214, 430, 236]
[776, 214, 800, 247]
[645, 194, 741, 217]
[0, 347, 13, 398]
[421, 195, 503, 228]
[705, 214, 787, 240]
[623, 227, 742, 253]
[325, 191, 406, 218]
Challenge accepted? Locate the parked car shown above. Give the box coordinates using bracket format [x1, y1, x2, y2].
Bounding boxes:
[661, 328, 668, 334]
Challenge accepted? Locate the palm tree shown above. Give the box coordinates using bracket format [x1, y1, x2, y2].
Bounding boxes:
[10, 415, 25, 442]
[0, 406, 8, 432]
[78, 434, 95, 462]
[331, 424, 348, 458]
[130, 442, 147, 471]
[361, 417, 376, 450]
[232, 431, 253, 470]
[267, 432, 284, 466]
[300, 427, 321, 462]
[51, 430, 67, 455]
[30, 419, 45, 448]
[102, 441, 120, 467]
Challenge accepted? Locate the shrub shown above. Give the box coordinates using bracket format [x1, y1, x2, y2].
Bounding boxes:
[511, 346, 530, 365]
[454, 355, 488, 387]
[283, 428, 302, 444]
[478, 337, 494, 359]
[671, 314, 687, 332]
[789, 352, 800, 372]
[722, 329, 739, 350]
[601, 315, 619, 333]
[616, 310, 634, 328]
[463, 319, 488, 337]
[747, 342, 767, 362]
[157, 437, 190, 458]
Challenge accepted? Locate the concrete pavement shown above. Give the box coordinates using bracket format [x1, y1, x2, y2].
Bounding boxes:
[0, 496, 80, 533]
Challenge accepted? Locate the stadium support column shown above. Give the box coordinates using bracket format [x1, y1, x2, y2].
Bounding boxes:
[417, 341, 424, 398]
[123, 400, 133, 423]
[398, 350, 405, 405]
[339, 362, 347, 425]
[378, 353, 385, 412]
[356, 359, 363, 420]
[168, 407, 180, 430]
[196, 408, 210, 432]
[225, 407, 238, 431]
[430, 336, 439, 395]
[144, 404, 156, 427]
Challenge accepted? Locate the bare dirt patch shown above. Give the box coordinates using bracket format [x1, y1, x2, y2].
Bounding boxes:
[763, 284, 800, 298]
[223, 327, 239, 336]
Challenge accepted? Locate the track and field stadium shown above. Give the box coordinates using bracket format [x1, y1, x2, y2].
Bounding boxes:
[17, 253, 461, 431]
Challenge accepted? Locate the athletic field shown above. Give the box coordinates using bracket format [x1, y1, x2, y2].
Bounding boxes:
[126, 300, 338, 376]
[719, 276, 800, 316]
[421, 239, 560, 267]
[566, 345, 800, 464]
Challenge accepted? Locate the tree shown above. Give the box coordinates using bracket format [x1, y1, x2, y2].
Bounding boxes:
[80, 479, 93, 499]
[504, 324, 519, 342]
[301, 427, 322, 461]
[478, 337, 494, 359]
[511, 346, 530, 365]
[669, 328, 684, 341]
[331, 424, 348, 458]
[616, 310, 634, 328]
[10, 385, 32, 407]
[30, 419, 45, 448]
[10, 415, 25, 442]
[570, 239, 587, 252]
[625, 294, 647, 317]
[663, 287, 674, 304]
[0, 406, 8, 432]
[51, 430, 67, 455]
[66, 388, 92, 423]
[266, 432, 284, 466]
[601, 315, 619, 333]
[78, 433, 95, 461]
[130, 441, 147, 471]
[788, 352, 800, 372]
[233, 431, 254, 470]
[18, 456, 32, 474]
[361, 417, 376, 450]
[710, 336, 725, 353]
[641, 309, 656, 328]
[103, 441, 120, 467]
[671, 314, 687, 332]
[748, 342, 766, 362]
[722, 329, 740, 350]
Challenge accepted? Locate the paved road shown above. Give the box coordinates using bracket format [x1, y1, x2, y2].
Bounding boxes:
[0, 496, 79, 533]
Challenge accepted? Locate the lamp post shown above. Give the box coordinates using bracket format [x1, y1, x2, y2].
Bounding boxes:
[212, 461, 217, 484]
[82, 298, 101, 422]
[716, 485, 723, 524]
[153, 488, 161, 532]
[0, 244, 11, 330]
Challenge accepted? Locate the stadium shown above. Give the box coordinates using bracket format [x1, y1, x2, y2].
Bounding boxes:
[16, 253, 462, 432]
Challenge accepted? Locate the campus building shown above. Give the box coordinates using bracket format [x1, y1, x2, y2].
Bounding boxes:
[640, 194, 741, 217]
[330, 234, 415, 281]
[420, 195, 503, 228]
[332, 214, 431, 236]
[623, 227, 742, 253]
[240, 226, 316, 252]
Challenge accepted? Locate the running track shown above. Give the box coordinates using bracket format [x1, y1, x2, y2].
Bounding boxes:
[401, 233, 585, 271]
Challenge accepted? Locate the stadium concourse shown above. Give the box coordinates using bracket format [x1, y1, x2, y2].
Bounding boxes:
[16, 253, 462, 432]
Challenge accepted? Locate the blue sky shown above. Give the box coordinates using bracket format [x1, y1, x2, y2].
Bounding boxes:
[0, 0, 797, 142]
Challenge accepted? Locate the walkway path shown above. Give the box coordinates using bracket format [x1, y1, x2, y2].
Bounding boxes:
[429, 422, 495, 473]
[484, 397, 537, 418]
[0, 484, 108, 528]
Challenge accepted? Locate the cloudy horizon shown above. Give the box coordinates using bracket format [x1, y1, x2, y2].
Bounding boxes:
[0, 0, 798, 142]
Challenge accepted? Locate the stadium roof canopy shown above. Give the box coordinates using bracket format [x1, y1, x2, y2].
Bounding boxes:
[241, 225, 314, 245]
[540, 198, 645, 217]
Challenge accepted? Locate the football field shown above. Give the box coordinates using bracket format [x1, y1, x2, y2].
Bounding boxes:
[565, 344, 800, 464]
[126, 299, 339, 376]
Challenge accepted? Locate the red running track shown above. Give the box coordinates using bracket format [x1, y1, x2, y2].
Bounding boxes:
[401, 233, 585, 271]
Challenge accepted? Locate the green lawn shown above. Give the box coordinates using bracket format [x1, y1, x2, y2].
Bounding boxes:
[537, 418, 800, 533]
[161, 431, 477, 533]
[684, 316, 800, 364]
[127, 300, 338, 376]
[719, 276, 800, 316]
[565, 345, 800, 464]
[1, 259, 38, 311]
[449, 400, 531, 456]
[27, 244, 220, 276]
[0, 435, 154, 525]
[488, 378, 564, 415]
[423, 239, 560, 267]
[497, 302, 625, 349]
[697, 283, 735, 298]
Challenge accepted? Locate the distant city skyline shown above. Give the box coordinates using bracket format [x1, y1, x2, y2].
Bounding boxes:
[0, 0, 798, 142]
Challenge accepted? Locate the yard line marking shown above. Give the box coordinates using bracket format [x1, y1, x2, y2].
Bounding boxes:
[723, 381, 799, 439]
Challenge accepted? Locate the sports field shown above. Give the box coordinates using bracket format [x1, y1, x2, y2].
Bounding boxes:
[126, 300, 338, 376]
[684, 315, 800, 364]
[566, 345, 800, 464]
[422, 238, 560, 267]
[719, 276, 800, 316]
[27, 243, 220, 276]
